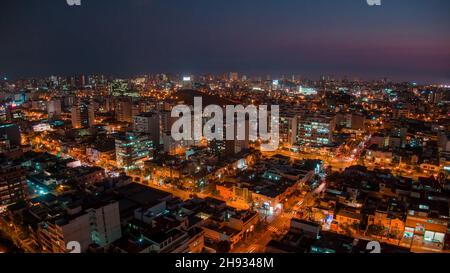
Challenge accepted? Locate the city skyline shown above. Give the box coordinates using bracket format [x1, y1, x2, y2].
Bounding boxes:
[0, 0, 449, 83]
[1, 0, 449, 259]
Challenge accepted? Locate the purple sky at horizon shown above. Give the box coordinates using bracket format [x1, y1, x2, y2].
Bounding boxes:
[0, 0, 449, 83]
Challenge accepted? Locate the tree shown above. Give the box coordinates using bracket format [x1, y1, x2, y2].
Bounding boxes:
[367, 224, 385, 236]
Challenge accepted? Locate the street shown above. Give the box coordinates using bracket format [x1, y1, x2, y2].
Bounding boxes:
[232, 180, 327, 253]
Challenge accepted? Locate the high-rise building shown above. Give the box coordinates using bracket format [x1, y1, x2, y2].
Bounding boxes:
[296, 115, 335, 146]
[182, 76, 193, 89]
[1, 106, 12, 123]
[439, 133, 450, 152]
[47, 99, 62, 118]
[160, 110, 176, 146]
[0, 164, 28, 207]
[133, 112, 160, 147]
[63, 95, 76, 108]
[115, 97, 133, 123]
[279, 114, 298, 146]
[115, 132, 154, 170]
[37, 200, 122, 253]
[88, 104, 96, 126]
[229, 72, 238, 82]
[71, 102, 95, 129]
[0, 123, 21, 146]
[225, 118, 249, 156]
[74, 75, 86, 89]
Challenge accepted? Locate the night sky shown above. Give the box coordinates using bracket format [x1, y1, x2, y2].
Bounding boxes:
[0, 0, 449, 83]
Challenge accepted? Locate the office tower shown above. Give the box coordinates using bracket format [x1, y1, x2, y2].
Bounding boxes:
[229, 72, 238, 82]
[88, 103, 96, 126]
[49, 75, 59, 87]
[63, 95, 76, 108]
[47, 99, 62, 118]
[182, 76, 193, 89]
[279, 114, 298, 146]
[37, 201, 122, 253]
[161, 109, 176, 132]
[115, 97, 133, 123]
[0, 123, 21, 146]
[133, 112, 160, 147]
[3, 106, 12, 123]
[439, 133, 450, 152]
[158, 110, 180, 153]
[115, 132, 154, 170]
[296, 115, 335, 146]
[0, 164, 28, 207]
[225, 117, 249, 156]
[75, 75, 86, 89]
[71, 102, 95, 129]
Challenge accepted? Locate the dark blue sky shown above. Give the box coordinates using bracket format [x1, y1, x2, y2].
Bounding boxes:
[0, 0, 449, 83]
